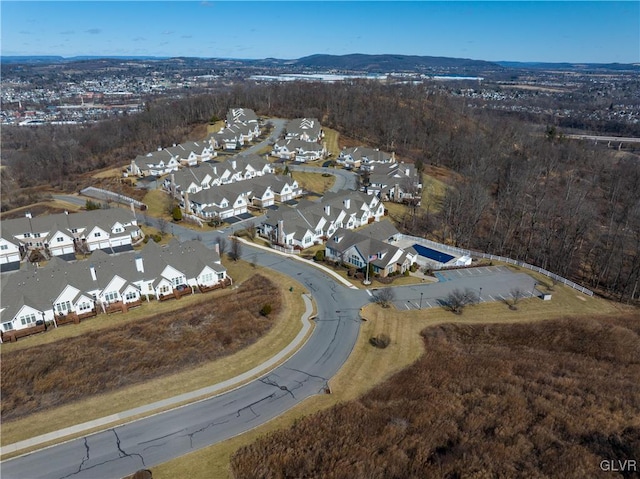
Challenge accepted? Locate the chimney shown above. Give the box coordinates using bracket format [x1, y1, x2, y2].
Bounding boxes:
[214, 242, 219, 254]
[64, 210, 69, 215]
[277, 219, 285, 245]
[391, 151, 396, 162]
[324, 205, 331, 216]
[184, 191, 191, 214]
[90, 264, 97, 281]
[171, 173, 175, 196]
[343, 198, 351, 209]
[406, 168, 410, 176]
[231, 160, 237, 170]
[135, 255, 144, 273]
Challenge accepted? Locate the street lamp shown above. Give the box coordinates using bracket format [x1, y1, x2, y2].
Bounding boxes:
[479, 287, 483, 302]
[420, 292, 423, 309]
[531, 282, 538, 298]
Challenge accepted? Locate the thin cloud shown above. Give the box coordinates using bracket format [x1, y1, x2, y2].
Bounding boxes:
[133, 37, 146, 42]
[162, 31, 174, 35]
[86, 28, 102, 35]
[201, 1, 213, 7]
[181, 35, 193, 39]
[19, 31, 32, 35]
[60, 30, 75, 35]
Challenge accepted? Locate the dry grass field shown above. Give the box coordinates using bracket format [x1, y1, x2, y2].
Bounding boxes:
[291, 171, 336, 195]
[231, 313, 640, 479]
[1, 275, 282, 422]
[1, 262, 310, 447]
[151, 281, 635, 479]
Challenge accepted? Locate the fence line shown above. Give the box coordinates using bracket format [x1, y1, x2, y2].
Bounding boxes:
[80, 187, 147, 209]
[398, 234, 594, 297]
[271, 245, 300, 255]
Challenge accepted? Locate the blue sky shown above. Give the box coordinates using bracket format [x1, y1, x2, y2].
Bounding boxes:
[2, 1, 638, 63]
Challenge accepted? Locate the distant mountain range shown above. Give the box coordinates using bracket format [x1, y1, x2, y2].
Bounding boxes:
[2, 53, 638, 72]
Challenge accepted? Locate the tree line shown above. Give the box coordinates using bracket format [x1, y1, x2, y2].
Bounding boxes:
[1, 81, 638, 301]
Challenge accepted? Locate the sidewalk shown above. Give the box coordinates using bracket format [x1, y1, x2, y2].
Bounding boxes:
[1, 294, 315, 457]
[235, 237, 358, 289]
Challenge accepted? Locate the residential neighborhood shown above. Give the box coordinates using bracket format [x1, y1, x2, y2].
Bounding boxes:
[0, 239, 229, 339]
[1, 208, 142, 272]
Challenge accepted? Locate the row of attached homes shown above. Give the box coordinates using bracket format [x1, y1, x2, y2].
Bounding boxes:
[0, 239, 228, 335]
[188, 174, 302, 219]
[208, 108, 261, 150]
[1, 209, 142, 272]
[164, 154, 274, 195]
[259, 190, 385, 249]
[129, 141, 217, 177]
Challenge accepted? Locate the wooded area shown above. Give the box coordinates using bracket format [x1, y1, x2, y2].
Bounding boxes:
[1, 81, 638, 301]
[231, 315, 640, 479]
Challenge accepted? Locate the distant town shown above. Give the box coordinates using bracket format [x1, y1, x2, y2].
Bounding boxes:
[2, 55, 639, 136]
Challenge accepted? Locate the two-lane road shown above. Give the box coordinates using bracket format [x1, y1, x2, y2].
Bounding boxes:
[2, 242, 537, 479]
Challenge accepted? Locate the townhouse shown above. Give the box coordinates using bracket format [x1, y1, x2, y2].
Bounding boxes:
[271, 139, 326, 162]
[188, 175, 301, 219]
[1, 209, 142, 271]
[164, 154, 274, 195]
[0, 239, 229, 336]
[365, 162, 423, 203]
[259, 190, 385, 249]
[284, 118, 323, 142]
[337, 146, 396, 171]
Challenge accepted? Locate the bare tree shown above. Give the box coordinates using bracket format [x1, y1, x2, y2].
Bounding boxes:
[216, 236, 228, 256]
[157, 217, 169, 236]
[509, 287, 524, 310]
[442, 288, 479, 314]
[229, 237, 242, 261]
[373, 288, 396, 308]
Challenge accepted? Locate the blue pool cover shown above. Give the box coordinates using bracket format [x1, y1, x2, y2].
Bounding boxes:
[413, 244, 455, 264]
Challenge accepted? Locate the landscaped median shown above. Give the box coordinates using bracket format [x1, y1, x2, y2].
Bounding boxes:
[0, 264, 316, 458]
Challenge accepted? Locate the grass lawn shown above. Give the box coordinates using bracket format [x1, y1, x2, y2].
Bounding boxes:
[151, 276, 630, 479]
[323, 127, 341, 158]
[142, 189, 171, 219]
[1, 262, 311, 448]
[384, 172, 448, 223]
[291, 171, 336, 195]
[207, 120, 225, 135]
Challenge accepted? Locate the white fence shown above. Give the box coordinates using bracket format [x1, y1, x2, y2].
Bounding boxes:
[271, 244, 300, 255]
[399, 234, 594, 297]
[81, 187, 147, 209]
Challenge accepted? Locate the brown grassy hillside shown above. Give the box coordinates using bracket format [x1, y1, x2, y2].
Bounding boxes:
[1, 274, 281, 422]
[231, 314, 640, 479]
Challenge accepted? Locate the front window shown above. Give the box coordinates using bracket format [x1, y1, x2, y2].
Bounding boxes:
[55, 301, 71, 314]
[95, 232, 101, 238]
[104, 291, 119, 302]
[3, 322, 14, 331]
[125, 291, 138, 301]
[57, 237, 64, 242]
[19, 313, 37, 325]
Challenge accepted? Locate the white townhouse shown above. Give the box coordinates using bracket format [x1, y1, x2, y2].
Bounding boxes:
[130, 149, 181, 177]
[0, 209, 142, 269]
[0, 236, 21, 272]
[285, 118, 323, 142]
[0, 240, 228, 336]
[260, 190, 384, 249]
[271, 139, 326, 162]
[337, 146, 396, 171]
[365, 162, 423, 203]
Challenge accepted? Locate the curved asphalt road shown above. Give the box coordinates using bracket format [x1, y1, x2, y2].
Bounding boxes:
[1, 246, 370, 479]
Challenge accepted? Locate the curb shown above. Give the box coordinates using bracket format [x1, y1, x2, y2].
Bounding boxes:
[1, 294, 316, 457]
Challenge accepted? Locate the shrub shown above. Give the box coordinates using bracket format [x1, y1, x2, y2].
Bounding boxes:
[369, 333, 391, 349]
[85, 199, 101, 210]
[315, 250, 325, 262]
[260, 304, 272, 316]
[172, 206, 183, 222]
[404, 269, 410, 276]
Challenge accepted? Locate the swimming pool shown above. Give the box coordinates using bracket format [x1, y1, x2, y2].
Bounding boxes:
[412, 244, 455, 264]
